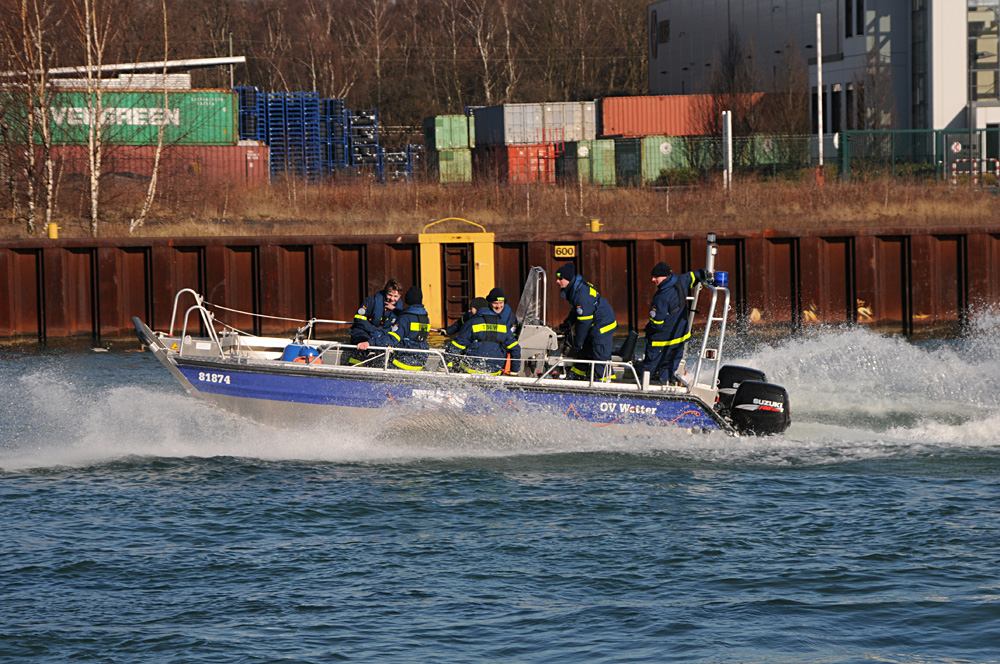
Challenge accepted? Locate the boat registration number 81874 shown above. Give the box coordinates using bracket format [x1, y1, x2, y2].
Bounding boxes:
[198, 372, 231, 385]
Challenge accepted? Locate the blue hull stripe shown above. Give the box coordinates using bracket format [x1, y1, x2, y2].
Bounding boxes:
[177, 364, 723, 431]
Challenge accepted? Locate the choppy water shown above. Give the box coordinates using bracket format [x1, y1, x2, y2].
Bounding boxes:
[3, 315, 1000, 663]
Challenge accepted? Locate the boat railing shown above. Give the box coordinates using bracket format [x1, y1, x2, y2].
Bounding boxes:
[178, 300, 224, 358]
[538, 357, 645, 388]
[688, 284, 730, 393]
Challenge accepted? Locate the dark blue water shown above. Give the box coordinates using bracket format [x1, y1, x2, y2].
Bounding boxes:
[3, 317, 1000, 663]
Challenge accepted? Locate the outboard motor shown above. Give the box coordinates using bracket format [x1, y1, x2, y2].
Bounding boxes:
[716, 365, 767, 415]
[729, 380, 791, 435]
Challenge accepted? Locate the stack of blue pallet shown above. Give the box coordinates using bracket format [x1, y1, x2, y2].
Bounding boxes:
[383, 147, 410, 183]
[266, 91, 322, 181]
[321, 98, 348, 175]
[348, 109, 384, 181]
[234, 86, 267, 142]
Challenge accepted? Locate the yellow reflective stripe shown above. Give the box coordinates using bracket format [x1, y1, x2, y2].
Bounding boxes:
[450, 341, 467, 350]
[650, 331, 691, 347]
[570, 366, 587, 376]
[588, 285, 598, 297]
[348, 357, 363, 365]
[650, 319, 664, 325]
[599, 320, 617, 334]
[506, 341, 519, 350]
[577, 314, 594, 321]
[391, 358, 423, 371]
[471, 323, 507, 333]
[354, 314, 367, 320]
[460, 364, 501, 375]
[410, 322, 430, 332]
[388, 331, 400, 341]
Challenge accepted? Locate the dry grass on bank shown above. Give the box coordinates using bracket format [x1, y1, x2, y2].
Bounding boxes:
[2, 175, 999, 239]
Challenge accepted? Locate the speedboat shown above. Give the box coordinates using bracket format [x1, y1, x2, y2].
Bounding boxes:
[133, 234, 790, 436]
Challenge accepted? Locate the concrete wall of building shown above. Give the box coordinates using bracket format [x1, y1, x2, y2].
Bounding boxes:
[649, 0, 968, 132]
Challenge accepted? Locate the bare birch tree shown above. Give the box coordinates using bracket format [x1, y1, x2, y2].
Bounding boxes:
[68, 0, 129, 237]
[129, 0, 167, 234]
[0, 0, 61, 234]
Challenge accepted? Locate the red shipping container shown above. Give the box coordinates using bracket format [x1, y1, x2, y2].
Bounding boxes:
[599, 94, 762, 138]
[46, 144, 270, 186]
[473, 144, 556, 184]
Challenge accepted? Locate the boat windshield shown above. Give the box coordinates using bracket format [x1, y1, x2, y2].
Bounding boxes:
[516, 266, 546, 326]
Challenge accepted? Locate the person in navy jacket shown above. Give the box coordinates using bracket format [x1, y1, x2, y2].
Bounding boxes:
[640, 261, 709, 385]
[445, 299, 521, 375]
[554, 262, 617, 381]
[385, 286, 431, 371]
[348, 278, 402, 365]
[486, 287, 519, 337]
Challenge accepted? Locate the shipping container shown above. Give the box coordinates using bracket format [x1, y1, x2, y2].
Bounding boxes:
[30, 90, 240, 146]
[48, 144, 269, 186]
[473, 144, 556, 184]
[614, 136, 688, 186]
[428, 148, 472, 183]
[474, 102, 596, 146]
[423, 115, 475, 150]
[599, 94, 765, 138]
[557, 139, 616, 186]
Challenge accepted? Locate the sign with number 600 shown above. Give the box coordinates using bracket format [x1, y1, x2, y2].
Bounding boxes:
[554, 245, 576, 258]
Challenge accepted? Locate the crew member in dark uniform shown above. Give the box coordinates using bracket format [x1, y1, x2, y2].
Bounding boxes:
[441, 297, 485, 336]
[385, 286, 431, 371]
[640, 261, 709, 385]
[445, 298, 521, 375]
[554, 262, 617, 381]
[486, 287, 519, 337]
[348, 278, 402, 366]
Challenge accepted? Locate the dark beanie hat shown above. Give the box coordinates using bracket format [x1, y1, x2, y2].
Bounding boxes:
[470, 297, 489, 311]
[404, 286, 422, 305]
[651, 261, 672, 277]
[556, 262, 576, 281]
[487, 287, 505, 302]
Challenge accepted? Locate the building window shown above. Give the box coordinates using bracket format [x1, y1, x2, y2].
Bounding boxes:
[846, 83, 856, 130]
[658, 20, 670, 45]
[832, 84, 842, 133]
[856, 0, 864, 37]
[846, 0, 853, 38]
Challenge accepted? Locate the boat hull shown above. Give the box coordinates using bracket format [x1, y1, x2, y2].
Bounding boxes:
[135, 317, 733, 434]
[174, 357, 728, 432]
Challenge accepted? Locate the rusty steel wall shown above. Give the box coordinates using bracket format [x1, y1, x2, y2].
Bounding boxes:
[1, 228, 998, 342]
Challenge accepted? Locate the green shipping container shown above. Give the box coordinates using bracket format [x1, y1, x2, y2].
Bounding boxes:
[424, 115, 475, 151]
[558, 140, 616, 186]
[615, 136, 688, 186]
[428, 148, 472, 183]
[41, 90, 238, 146]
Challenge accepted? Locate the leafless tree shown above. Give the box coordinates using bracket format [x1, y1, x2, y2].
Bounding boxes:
[68, 0, 130, 237]
[129, 0, 167, 234]
[0, 0, 62, 234]
[854, 49, 896, 130]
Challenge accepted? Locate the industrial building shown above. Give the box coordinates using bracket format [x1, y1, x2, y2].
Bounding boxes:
[646, 0, 1000, 135]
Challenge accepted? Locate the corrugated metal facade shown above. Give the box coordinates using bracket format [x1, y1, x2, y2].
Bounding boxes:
[48, 144, 269, 186]
[427, 149, 473, 183]
[41, 90, 238, 145]
[600, 95, 710, 137]
[1, 228, 995, 341]
[423, 115, 475, 150]
[474, 102, 596, 145]
[473, 144, 557, 184]
[557, 140, 616, 186]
